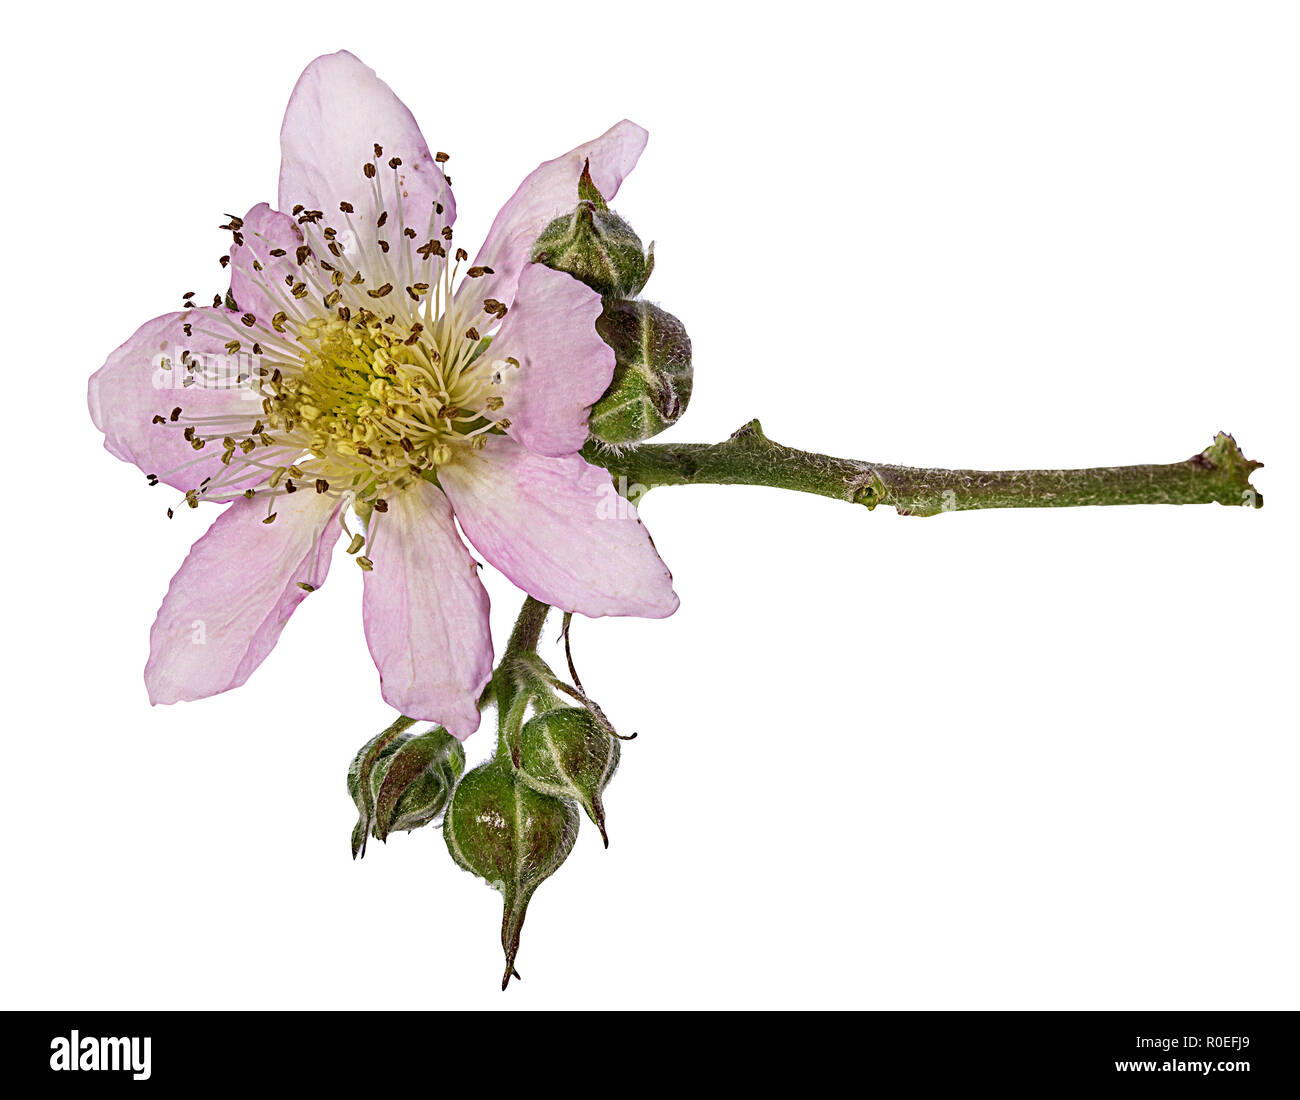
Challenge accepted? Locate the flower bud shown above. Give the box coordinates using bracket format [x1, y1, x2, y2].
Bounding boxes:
[514, 707, 619, 847]
[589, 299, 693, 445]
[444, 761, 579, 989]
[530, 203, 653, 299]
[347, 727, 465, 857]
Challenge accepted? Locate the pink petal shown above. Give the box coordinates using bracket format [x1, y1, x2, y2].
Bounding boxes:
[145, 490, 342, 705]
[88, 309, 264, 491]
[278, 51, 454, 260]
[361, 480, 493, 738]
[492, 265, 614, 458]
[229, 203, 304, 321]
[439, 437, 677, 619]
[466, 120, 647, 311]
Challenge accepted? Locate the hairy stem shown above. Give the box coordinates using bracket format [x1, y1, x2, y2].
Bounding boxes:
[583, 420, 1262, 517]
[502, 596, 552, 659]
[494, 597, 552, 762]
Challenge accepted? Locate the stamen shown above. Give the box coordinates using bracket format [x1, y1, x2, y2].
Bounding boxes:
[157, 142, 504, 526]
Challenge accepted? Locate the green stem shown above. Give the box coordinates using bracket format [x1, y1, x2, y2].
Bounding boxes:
[494, 597, 552, 762]
[583, 421, 1262, 517]
[502, 596, 551, 660]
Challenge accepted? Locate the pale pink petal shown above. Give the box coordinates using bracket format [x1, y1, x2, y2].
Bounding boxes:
[228, 203, 304, 321]
[145, 490, 341, 705]
[491, 265, 614, 458]
[439, 437, 677, 619]
[361, 480, 493, 738]
[278, 51, 453, 263]
[466, 120, 647, 311]
[88, 309, 264, 491]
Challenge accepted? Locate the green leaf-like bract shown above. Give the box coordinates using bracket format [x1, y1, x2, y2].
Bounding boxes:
[347, 727, 465, 856]
[444, 761, 579, 989]
[515, 707, 620, 847]
[590, 299, 693, 445]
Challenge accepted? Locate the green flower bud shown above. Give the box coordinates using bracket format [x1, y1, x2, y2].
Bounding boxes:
[514, 707, 619, 847]
[589, 299, 693, 445]
[347, 727, 465, 857]
[530, 203, 654, 298]
[444, 761, 579, 989]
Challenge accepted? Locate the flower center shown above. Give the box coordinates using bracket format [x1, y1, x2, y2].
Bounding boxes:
[152, 145, 515, 528]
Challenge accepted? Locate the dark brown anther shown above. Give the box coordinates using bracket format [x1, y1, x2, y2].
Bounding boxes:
[296, 245, 312, 265]
[364, 162, 377, 179]
[377, 211, 388, 227]
[315, 479, 329, 494]
[269, 247, 286, 257]
[339, 201, 354, 214]
[292, 204, 304, 215]
[373, 499, 389, 513]
[170, 407, 182, 422]
[240, 313, 256, 328]
[374, 143, 383, 158]
[455, 247, 468, 262]
[435, 151, 449, 163]
[441, 226, 453, 240]
[465, 327, 480, 341]
[367, 283, 394, 299]
[388, 157, 402, 168]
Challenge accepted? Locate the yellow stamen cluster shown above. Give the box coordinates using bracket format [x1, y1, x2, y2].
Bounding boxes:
[152, 143, 519, 541]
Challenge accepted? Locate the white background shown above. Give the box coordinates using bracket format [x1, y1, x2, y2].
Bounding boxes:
[2, 0, 1296, 1010]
